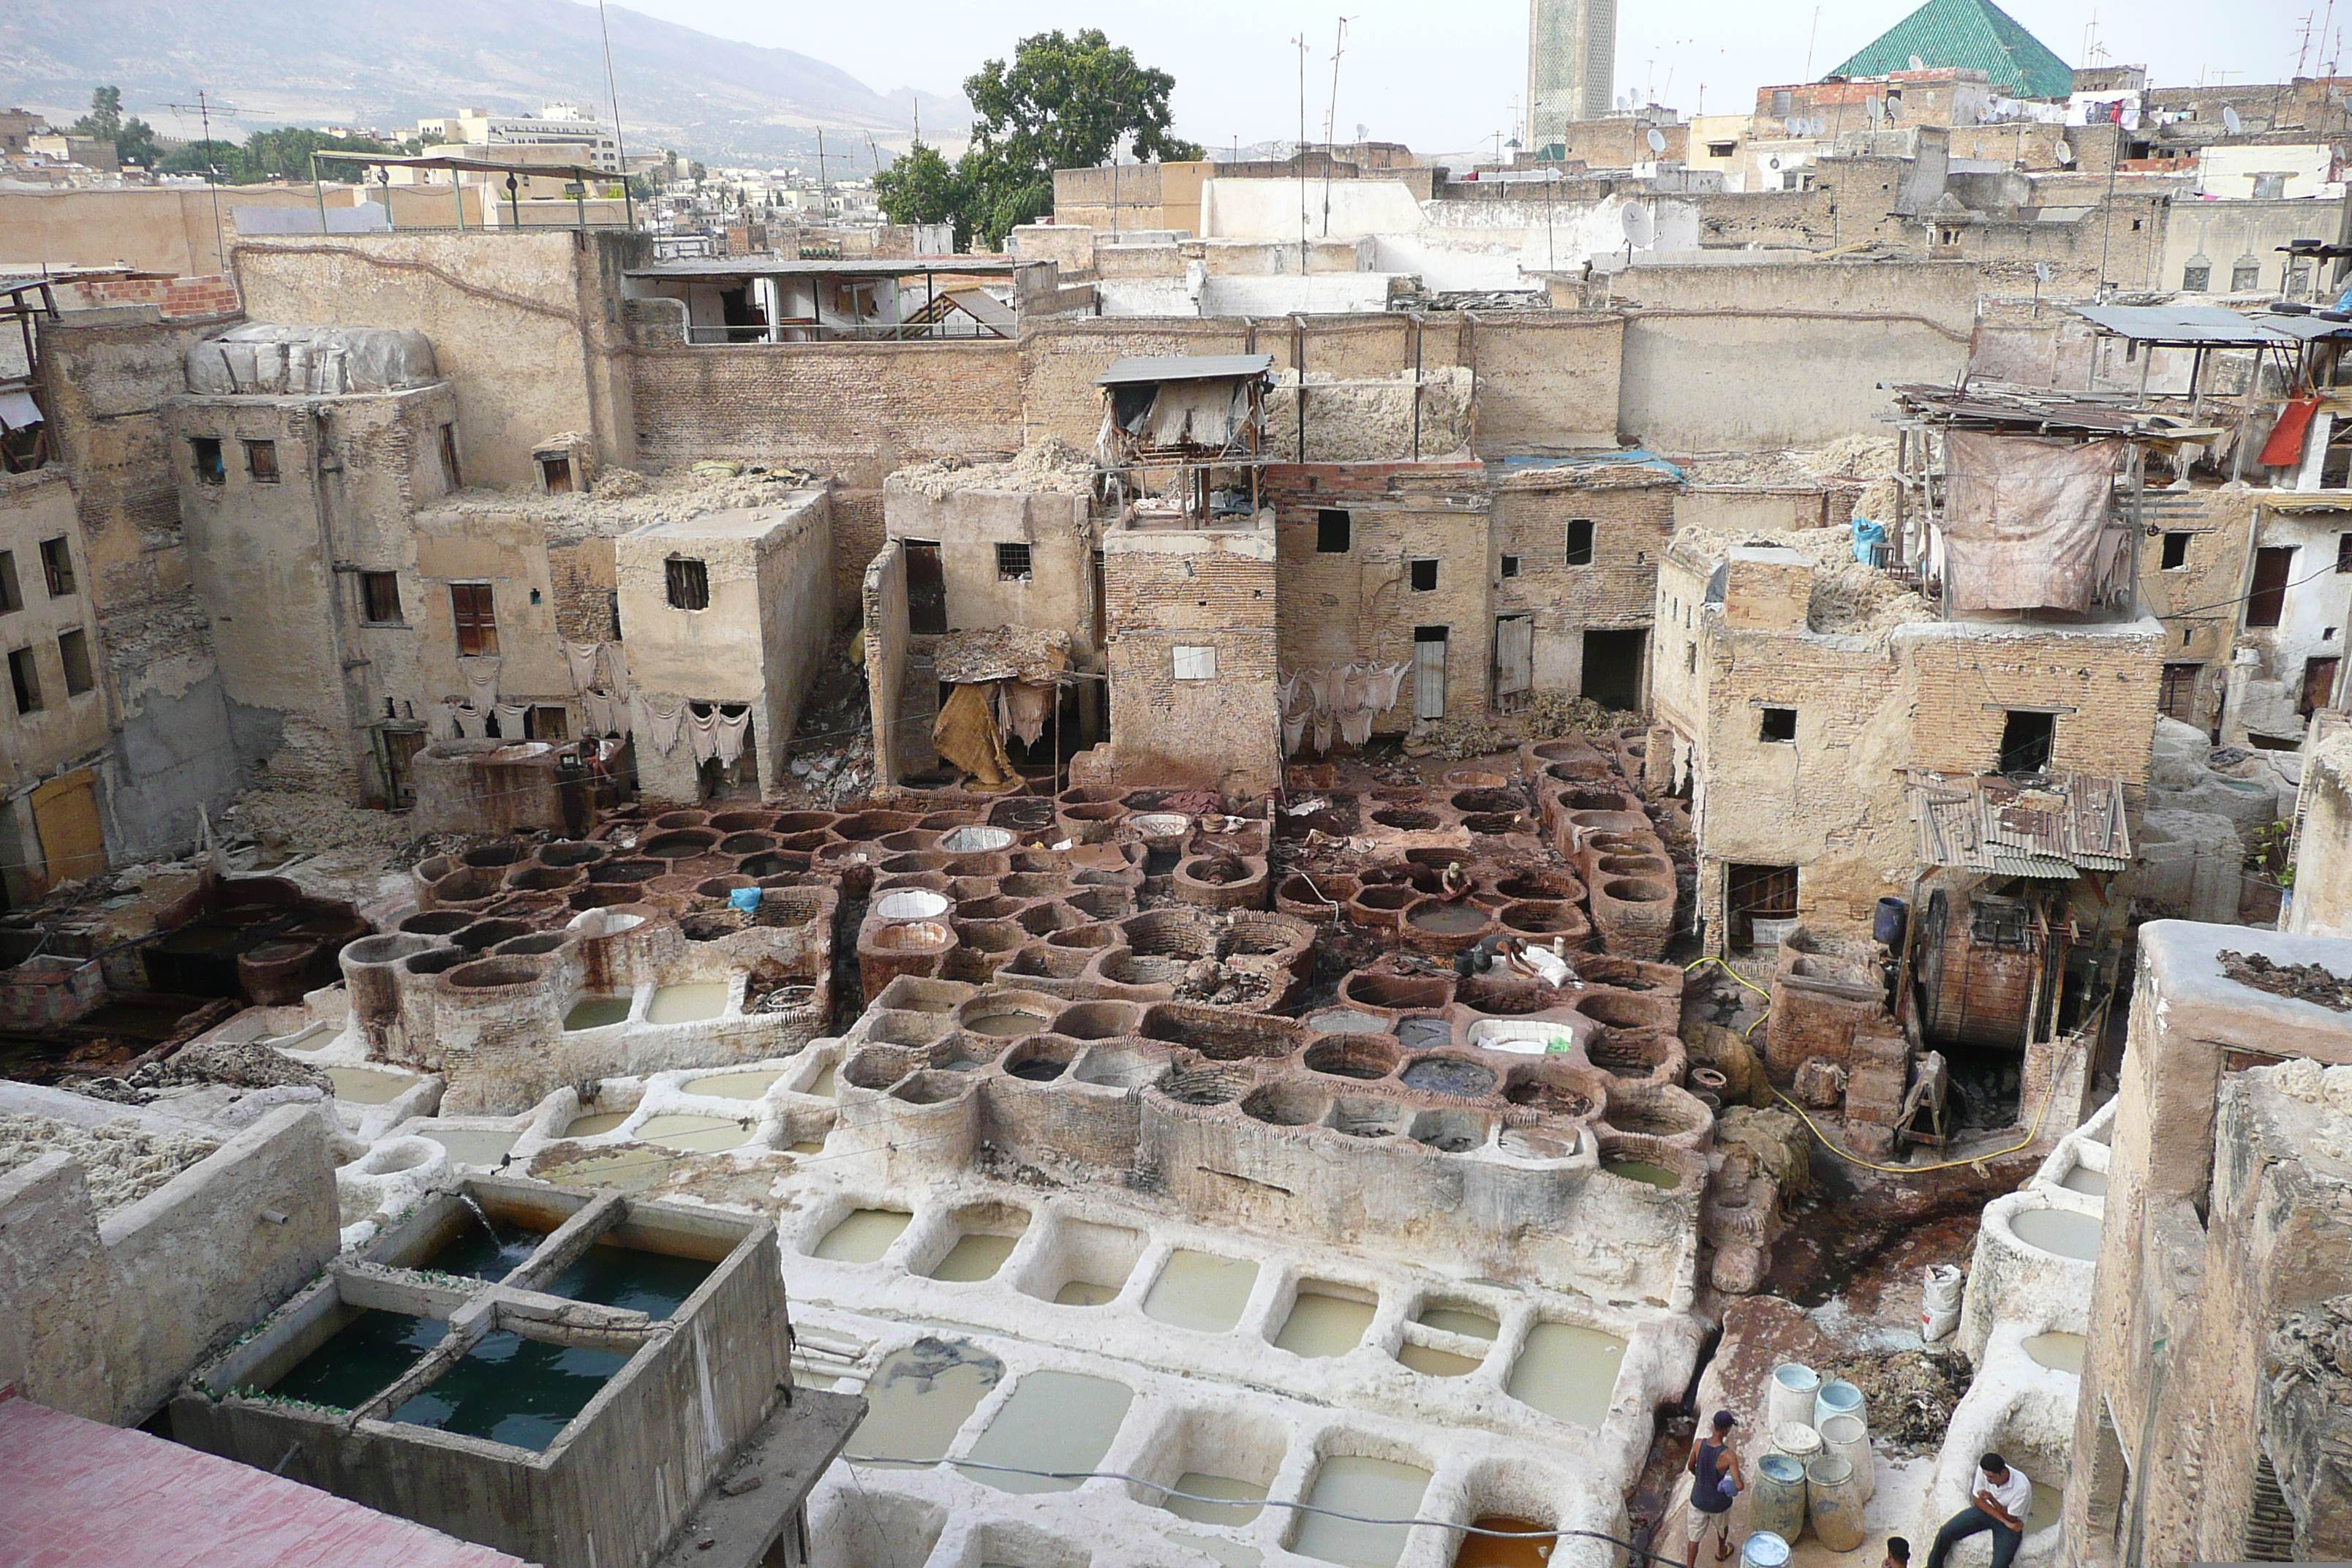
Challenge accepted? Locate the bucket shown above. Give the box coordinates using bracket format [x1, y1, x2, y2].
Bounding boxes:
[1806, 1455, 1866, 1551]
[1873, 897, 1907, 948]
[1819, 1413, 1872, 1503]
[1751, 1455, 1807, 1542]
[1771, 1422, 1823, 1462]
[1766, 1362, 1820, 1432]
[1814, 1379, 1864, 1430]
[1741, 1532, 1790, 1568]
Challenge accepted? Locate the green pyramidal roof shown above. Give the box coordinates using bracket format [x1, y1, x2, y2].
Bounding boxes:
[1829, 0, 2074, 100]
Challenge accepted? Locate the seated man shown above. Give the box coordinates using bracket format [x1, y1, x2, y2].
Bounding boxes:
[1924, 1453, 2032, 1568]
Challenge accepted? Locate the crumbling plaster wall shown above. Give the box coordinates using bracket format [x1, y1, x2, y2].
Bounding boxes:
[862, 538, 913, 787]
[168, 383, 459, 795]
[231, 232, 636, 487]
[2228, 507, 2352, 743]
[2136, 488, 2255, 733]
[2288, 731, 2352, 938]
[1102, 524, 1280, 796]
[410, 507, 576, 729]
[2062, 926, 2352, 1568]
[39, 311, 242, 861]
[883, 483, 1098, 664]
[1266, 463, 1492, 731]
[0, 1101, 336, 1426]
[1609, 261, 1974, 451]
[1897, 618, 2166, 783]
[0, 470, 113, 797]
[1494, 474, 1675, 696]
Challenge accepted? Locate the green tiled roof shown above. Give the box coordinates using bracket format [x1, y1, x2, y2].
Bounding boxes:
[1829, 0, 2074, 100]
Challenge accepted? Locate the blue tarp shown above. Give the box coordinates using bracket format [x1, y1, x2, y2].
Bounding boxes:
[1852, 518, 1886, 563]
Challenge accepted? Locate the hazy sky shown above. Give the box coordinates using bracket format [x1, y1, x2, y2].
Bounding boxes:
[601, 0, 2317, 158]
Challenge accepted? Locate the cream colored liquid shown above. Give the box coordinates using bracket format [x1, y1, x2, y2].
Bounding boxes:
[957, 1371, 1132, 1494]
[788, 1139, 825, 1154]
[1293, 1455, 1431, 1567]
[1398, 1341, 1484, 1377]
[2024, 1331, 2087, 1373]
[1054, 1281, 1121, 1306]
[685, 1070, 780, 1099]
[635, 1114, 750, 1153]
[1143, 1250, 1259, 1333]
[646, 981, 730, 1023]
[2060, 1166, 2108, 1197]
[1276, 1291, 1378, 1357]
[1167, 1534, 1263, 1568]
[2012, 1207, 2103, 1260]
[421, 1127, 519, 1166]
[2027, 1482, 2062, 1534]
[807, 1063, 839, 1097]
[328, 1067, 419, 1104]
[1504, 1322, 1627, 1428]
[930, 1232, 1021, 1282]
[813, 1208, 913, 1262]
[1164, 1470, 1268, 1526]
[853, 1339, 1000, 1466]
[1416, 1306, 1499, 1340]
[562, 996, 632, 1031]
[562, 1110, 630, 1137]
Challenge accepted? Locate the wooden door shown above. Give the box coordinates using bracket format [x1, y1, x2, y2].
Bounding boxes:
[1413, 631, 1447, 720]
[904, 540, 946, 635]
[1494, 614, 1533, 699]
[30, 767, 104, 890]
[450, 581, 500, 655]
[2304, 655, 2341, 715]
[2247, 546, 2295, 628]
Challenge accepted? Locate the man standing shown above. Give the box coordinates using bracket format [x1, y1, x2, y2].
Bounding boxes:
[1923, 1453, 2032, 1568]
[1685, 1410, 1743, 1567]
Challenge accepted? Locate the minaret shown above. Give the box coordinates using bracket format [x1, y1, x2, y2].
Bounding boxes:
[1527, 0, 1618, 151]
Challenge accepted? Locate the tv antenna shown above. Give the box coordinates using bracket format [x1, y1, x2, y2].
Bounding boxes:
[159, 90, 235, 272]
[1321, 15, 1354, 236]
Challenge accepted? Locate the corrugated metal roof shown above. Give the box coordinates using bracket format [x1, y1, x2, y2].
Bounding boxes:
[628, 257, 1013, 278]
[1828, 0, 2075, 100]
[2073, 304, 2295, 345]
[2249, 311, 2352, 342]
[1908, 771, 2131, 878]
[1095, 354, 1276, 386]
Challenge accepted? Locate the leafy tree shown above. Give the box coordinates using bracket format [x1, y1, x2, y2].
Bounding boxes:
[873, 140, 971, 243]
[69, 86, 123, 139]
[878, 29, 1202, 250]
[115, 117, 160, 166]
[158, 138, 244, 181]
[689, 160, 708, 182]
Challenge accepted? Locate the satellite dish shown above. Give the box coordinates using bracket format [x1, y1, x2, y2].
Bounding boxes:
[1866, 96, 1884, 124]
[1646, 127, 1667, 153]
[1621, 203, 1656, 246]
[1909, 53, 1926, 71]
[2054, 138, 2075, 165]
[2034, 261, 2053, 283]
[1886, 98, 1904, 122]
[2223, 105, 2243, 134]
[1768, 156, 1782, 169]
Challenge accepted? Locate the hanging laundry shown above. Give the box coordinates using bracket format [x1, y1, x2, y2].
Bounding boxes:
[493, 702, 532, 741]
[453, 704, 486, 739]
[564, 641, 603, 693]
[713, 708, 753, 766]
[641, 696, 687, 755]
[1282, 709, 1310, 758]
[598, 644, 630, 698]
[685, 706, 721, 764]
[1311, 709, 1335, 753]
[459, 656, 501, 709]
[427, 700, 461, 741]
[1364, 662, 1406, 713]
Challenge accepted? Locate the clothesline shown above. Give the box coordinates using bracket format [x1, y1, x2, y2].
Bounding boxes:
[1277, 661, 1406, 757]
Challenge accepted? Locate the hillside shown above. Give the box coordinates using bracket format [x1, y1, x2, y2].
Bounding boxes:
[0, 0, 968, 165]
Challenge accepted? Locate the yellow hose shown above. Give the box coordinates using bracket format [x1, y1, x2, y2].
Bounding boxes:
[1681, 954, 2074, 1176]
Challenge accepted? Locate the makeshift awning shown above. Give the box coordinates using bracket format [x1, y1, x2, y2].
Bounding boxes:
[1907, 771, 2132, 878]
[934, 625, 1071, 685]
[0, 390, 43, 430]
[1937, 432, 2124, 613]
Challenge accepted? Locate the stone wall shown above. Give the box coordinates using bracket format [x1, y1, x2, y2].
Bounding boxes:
[1102, 524, 1281, 796]
[882, 483, 1098, 664]
[0, 1100, 336, 1425]
[1494, 471, 1676, 700]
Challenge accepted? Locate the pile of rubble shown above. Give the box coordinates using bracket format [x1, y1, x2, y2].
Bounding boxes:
[1402, 693, 1629, 759]
[893, 437, 1097, 500]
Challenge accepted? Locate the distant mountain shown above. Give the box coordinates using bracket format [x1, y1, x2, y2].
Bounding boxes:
[0, 0, 969, 165]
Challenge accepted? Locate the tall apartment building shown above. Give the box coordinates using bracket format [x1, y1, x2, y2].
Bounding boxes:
[1528, 0, 1618, 151]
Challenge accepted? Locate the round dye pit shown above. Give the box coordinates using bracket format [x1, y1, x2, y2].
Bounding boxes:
[2010, 1207, 2102, 1260]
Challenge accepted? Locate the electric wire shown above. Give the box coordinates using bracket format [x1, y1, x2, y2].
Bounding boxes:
[834, 1453, 1686, 1565]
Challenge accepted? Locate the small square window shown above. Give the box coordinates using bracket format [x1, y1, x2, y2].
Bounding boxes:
[2253, 174, 2286, 200]
[1500, 554, 1521, 578]
[1686, 642, 1697, 673]
[1316, 508, 1351, 552]
[2232, 260, 2263, 293]
[2182, 263, 2211, 292]
[666, 556, 710, 610]
[1998, 710, 2055, 774]
[1760, 706, 1796, 742]
[1409, 558, 1438, 592]
[8, 646, 41, 715]
[2337, 533, 2352, 574]
[56, 628, 92, 696]
[37, 537, 72, 598]
[1564, 519, 1594, 566]
[0, 551, 18, 614]
[1173, 644, 1217, 680]
[244, 439, 279, 483]
[192, 436, 225, 485]
[2161, 532, 2190, 570]
[996, 542, 1033, 581]
[361, 571, 404, 625]
[540, 455, 575, 494]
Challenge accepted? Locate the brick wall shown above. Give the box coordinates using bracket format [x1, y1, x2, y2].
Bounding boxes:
[1102, 528, 1280, 796]
[627, 339, 1024, 617]
[549, 538, 617, 643]
[1897, 620, 2166, 785]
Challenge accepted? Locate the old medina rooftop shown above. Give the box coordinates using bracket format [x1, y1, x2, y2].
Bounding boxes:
[22, 42, 2352, 1568]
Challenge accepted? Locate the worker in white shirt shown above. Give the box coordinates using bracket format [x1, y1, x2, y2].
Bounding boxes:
[1924, 1452, 2032, 1568]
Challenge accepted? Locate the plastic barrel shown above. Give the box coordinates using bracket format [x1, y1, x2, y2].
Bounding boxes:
[1750, 1455, 1808, 1542]
[1819, 1412, 1872, 1503]
[1741, 1531, 1792, 1568]
[1771, 1422, 1823, 1462]
[1806, 1455, 1866, 1551]
[1814, 1379, 1864, 1430]
[1766, 1362, 1820, 1433]
[1873, 897, 1907, 947]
